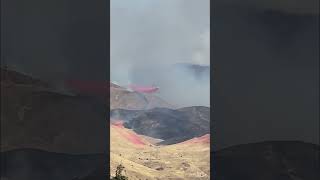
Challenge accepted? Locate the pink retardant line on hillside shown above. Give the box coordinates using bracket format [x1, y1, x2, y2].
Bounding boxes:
[180, 134, 210, 145]
[121, 130, 146, 146]
[111, 120, 146, 147]
[111, 120, 125, 128]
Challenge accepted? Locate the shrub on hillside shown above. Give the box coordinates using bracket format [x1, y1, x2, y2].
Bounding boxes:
[111, 164, 128, 180]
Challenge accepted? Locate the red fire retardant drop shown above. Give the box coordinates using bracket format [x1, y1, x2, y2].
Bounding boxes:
[128, 84, 159, 93]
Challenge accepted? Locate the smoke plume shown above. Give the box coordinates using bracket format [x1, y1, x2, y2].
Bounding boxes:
[111, 0, 210, 107]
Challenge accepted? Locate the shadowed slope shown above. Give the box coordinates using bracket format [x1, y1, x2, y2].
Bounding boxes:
[111, 107, 210, 145]
[214, 141, 320, 180]
[1, 68, 107, 154]
[0, 149, 104, 180]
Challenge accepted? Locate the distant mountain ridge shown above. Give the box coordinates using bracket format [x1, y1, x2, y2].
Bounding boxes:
[1, 68, 50, 87]
[110, 82, 174, 110]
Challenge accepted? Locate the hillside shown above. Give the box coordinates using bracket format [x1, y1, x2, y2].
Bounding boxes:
[1, 68, 50, 87]
[110, 121, 210, 179]
[110, 79, 211, 179]
[1, 68, 107, 154]
[111, 106, 210, 145]
[110, 82, 174, 110]
[214, 141, 320, 180]
[0, 149, 103, 180]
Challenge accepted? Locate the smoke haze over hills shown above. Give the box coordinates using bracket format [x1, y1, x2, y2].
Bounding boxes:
[111, 0, 210, 107]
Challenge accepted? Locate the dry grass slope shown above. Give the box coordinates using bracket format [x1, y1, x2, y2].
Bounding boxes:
[110, 122, 210, 180]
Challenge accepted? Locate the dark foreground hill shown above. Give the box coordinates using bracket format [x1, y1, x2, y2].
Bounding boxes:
[0, 149, 104, 180]
[214, 141, 320, 180]
[111, 106, 210, 145]
[1, 68, 107, 154]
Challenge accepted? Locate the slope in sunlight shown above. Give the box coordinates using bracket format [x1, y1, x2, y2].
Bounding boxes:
[110, 120, 210, 180]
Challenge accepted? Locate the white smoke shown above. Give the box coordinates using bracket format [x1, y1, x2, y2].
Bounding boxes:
[192, 29, 210, 65]
[111, 0, 210, 107]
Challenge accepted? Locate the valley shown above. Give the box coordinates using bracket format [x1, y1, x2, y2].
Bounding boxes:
[110, 82, 211, 179]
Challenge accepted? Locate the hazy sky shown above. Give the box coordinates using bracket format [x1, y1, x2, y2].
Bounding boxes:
[110, 0, 210, 107]
[111, 0, 210, 84]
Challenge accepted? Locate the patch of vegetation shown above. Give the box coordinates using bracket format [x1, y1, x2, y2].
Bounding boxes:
[111, 164, 128, 180]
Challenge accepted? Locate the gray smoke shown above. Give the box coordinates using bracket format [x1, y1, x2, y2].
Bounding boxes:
[111, 0, 210, 107]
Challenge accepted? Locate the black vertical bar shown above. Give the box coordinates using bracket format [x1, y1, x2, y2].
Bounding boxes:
[107, 0, 111, 178]
[1, 0, 110, 179]
[212, 0, 319, 179]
